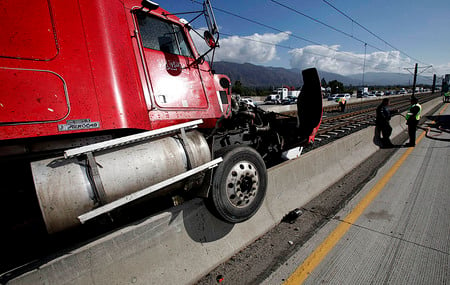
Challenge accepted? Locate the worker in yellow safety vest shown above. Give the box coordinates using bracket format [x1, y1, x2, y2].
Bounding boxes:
[336, 97, 346, 112]
[444, 90, 450, 103]
[405, 96, 422, 147]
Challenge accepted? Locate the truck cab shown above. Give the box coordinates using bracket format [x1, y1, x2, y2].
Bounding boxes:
[0, 0, 231, 143]
[130, 2, 232, 129]
[0, 0, 323, 236]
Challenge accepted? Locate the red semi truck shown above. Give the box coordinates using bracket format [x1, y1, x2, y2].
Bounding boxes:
[0, 0, 322, 234]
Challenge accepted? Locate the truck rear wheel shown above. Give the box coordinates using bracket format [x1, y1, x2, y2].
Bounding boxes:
[209, 146, 267, 223]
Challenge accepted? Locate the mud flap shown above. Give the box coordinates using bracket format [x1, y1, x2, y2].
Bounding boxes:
[297, 68, 323, 143]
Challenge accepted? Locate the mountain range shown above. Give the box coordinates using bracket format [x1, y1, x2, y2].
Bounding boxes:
[211, 61, 432, 88]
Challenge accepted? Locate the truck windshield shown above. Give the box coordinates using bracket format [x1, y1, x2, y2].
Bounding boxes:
[136, 12, 193, 58]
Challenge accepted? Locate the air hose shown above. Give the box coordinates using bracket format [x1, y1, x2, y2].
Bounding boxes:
[398, 113, 449, 140]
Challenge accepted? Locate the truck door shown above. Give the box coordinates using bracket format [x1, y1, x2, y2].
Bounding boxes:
[135, 12, 208, 110]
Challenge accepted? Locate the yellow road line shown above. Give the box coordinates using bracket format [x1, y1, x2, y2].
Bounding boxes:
[284, 127, 432, 284]
[438, 103, 449, 115]
[285, 102, 449, 284]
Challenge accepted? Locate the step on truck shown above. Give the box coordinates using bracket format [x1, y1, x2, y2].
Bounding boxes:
[0, 0, 323, 236]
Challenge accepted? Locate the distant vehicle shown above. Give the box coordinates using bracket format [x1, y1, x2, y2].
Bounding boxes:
[335, 93, 351, 100]
[366, 93, 377, 98]
[265, 94, 281, 104]
[357, 87, 369, 98]
[241, 98, 255, 107]
[375, 91, 384, 96]
[271, 87, 299, 101]
[282, 95, 297, 105]
[288, 90, 301, 97]
[328, 94, 339, 101]
[398, 89, 407, 95]
[266, 87, 300, 104]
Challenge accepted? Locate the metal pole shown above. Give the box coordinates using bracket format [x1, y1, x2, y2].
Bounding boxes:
[432, 74, 436, 94]
[412, 63, 418, 96]
[362, 43, 367, 87]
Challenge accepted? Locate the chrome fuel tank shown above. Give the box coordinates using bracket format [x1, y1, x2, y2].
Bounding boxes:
[31, 130, 210, 233]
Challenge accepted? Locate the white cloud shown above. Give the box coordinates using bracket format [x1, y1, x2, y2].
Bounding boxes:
[215, 32, 290, 64]
[191, 30, 290, 64]
[433, 62, 450, 76]
[289, 45, 413, 75]
[190, 30, 449, 77]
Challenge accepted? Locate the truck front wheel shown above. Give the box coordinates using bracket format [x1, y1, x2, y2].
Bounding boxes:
[208, 146, 267, 223]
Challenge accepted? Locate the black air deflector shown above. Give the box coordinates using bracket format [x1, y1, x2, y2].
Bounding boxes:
[297, 68, 323, 138]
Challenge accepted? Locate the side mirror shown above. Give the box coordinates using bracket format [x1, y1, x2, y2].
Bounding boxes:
[204, 31, 217, 48]
[203, 0, 218, 38]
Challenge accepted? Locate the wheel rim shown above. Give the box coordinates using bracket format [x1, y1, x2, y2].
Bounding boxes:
[225, 160, 259, 209]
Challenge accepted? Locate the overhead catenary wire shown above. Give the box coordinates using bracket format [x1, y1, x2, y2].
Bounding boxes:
[269, 0, 437, 76]
[269, 0, 387, 53]
[206, 31, 436, 84]
[186, 0, 435, 81]
[188, 0, 377, 64]
[270, 0, 432, 71]
[321, 0, 440, 77]
[217, 31, 407, 73]
[321, 0, 429, 66]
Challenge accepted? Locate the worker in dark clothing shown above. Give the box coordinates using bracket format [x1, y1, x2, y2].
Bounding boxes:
[405, 96, 422, 147]
[336, 97, 346, 112]
[376, 98, 397, 147]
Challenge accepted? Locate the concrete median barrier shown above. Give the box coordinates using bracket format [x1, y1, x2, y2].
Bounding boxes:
[8, 97, 442, 285]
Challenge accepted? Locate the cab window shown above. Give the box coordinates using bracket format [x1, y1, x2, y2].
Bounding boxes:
[136, 12, 193, 58]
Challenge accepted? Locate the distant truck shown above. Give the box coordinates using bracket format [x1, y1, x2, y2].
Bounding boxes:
[357, 87, 369, 98]
[264, 94, 281, 104]
[288, 90, 301, 97]
[265, 87, 300, 104]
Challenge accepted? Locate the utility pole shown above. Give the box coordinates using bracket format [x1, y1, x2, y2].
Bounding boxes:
[432, 74, 436, 94]
[412, 63, 418, 96]
[362, 43, 367, 87]
[404, 63, 432, 96]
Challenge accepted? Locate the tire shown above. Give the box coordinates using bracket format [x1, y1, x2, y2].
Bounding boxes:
[208, 146, 267, 223]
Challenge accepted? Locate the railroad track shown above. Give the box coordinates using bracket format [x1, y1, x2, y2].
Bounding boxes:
[299, 93, 440, 150]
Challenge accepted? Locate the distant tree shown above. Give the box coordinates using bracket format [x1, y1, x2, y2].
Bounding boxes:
[232, 81, 261, 97]
[233, 80, 243, 95]
[321, 78, 328, 88]
[328, 80, 344, 94]
[256, 88, 271, 97]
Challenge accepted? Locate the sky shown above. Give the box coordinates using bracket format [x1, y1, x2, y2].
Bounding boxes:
[158, 0, 450, 82]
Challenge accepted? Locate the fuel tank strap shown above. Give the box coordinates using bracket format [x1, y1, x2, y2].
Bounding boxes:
[176, 127, 193, 170]
[78, 158, 223, 224]
[86, 152, 108, 206]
